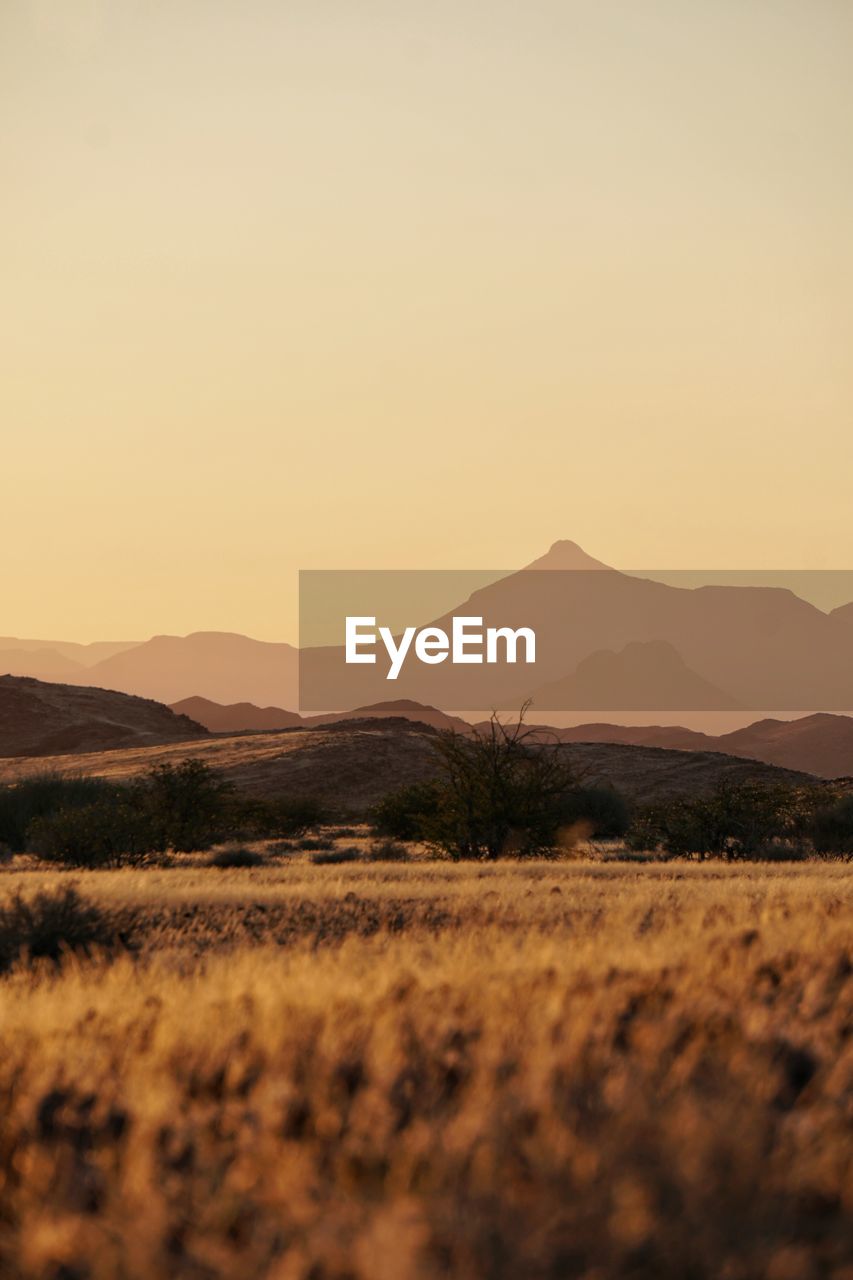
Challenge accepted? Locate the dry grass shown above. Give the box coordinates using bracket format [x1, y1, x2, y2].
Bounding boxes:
[0, 859, 850, 1279]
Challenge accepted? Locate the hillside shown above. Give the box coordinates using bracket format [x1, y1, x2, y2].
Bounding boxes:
[0, 721, 820, 815]
[0, 676, 208, 758]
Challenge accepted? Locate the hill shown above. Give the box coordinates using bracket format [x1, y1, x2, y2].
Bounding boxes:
[86, 632, 299, 708]
[529, 640, 742, 710]
[0, 723, 820, 815]
[169, 696, 469, 735]
[0, 676, 208, 758]
[170, 696, 303, 732]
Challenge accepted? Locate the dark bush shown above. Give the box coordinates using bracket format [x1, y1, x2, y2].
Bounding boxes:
[370, 782, 442, 841]
[809, 795, 853, 854]
[28, 798, 154, 868]
[366, 838, 411, 862]
[141, 759, 235, 852]
[627, 781, 819, 860]
[243, 795, 325, 839]
[426, 709, 585, 859]
[311, 846, 362, 865]
[0, 774, 124, 852]
[557, 786, 630, 839]
[206, 844, 267, 868]
[0, 885, 132, 974]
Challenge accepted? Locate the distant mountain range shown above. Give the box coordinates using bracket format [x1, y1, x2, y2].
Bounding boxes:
[0, 632, 298, 709]
[3, 538, 852, 730]
[300, 540, 853, 712]
[177, 695, 853, 779]
[171, 696, 468, 735]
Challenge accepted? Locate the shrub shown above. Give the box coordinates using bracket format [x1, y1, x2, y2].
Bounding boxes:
[366, 838, 411, 863]
[206, 844, 267, 869]
[311, 846, 362, 865]
[426, 708, 585, 859]
[0, 774, 124, 852]
[28, 797, 156, 868]
[296, 837, 332, 851]
[557, 785, 630, 839]
[141, 759, 235, 852]
[255, 796, 325, 838]
[0, 885, 132, 974]
[628, 781, 816, 860]
[370, 782, 442, 841]
[809, 795, 853, 854]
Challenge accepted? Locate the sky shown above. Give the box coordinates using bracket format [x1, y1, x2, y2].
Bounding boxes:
[2, 0, 852, 642]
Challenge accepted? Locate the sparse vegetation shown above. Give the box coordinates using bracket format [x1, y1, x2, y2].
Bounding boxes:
[0, 860, 849, 1278]
[206, 843, 268, 869]
[810, 793, 853, 854]
[0, 883, 131, 973]
[310, 844, 362, 865]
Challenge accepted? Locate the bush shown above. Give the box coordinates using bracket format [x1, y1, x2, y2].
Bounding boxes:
[244, 795, 325, 839]
[28, 797, 157, 868]
[627, 781, 820, 860]
[370, 782, 442, 841]
[206, 844, 267, 869]
[0, 885, 132, 974]
[0, 774, 124, 852]
[426, 709, 585, 859]
[809, 795, 853, 854]
[311, 846, 362, 865]
[141, 759, 235, 852]
[366, 838, 411, 863]
[557, 786, 630, 839]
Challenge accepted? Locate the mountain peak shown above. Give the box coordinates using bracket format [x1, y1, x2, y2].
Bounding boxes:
[523, 540, 613, 572]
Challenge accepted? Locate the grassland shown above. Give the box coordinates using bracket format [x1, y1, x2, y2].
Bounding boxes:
[0, 853, 850, 1279]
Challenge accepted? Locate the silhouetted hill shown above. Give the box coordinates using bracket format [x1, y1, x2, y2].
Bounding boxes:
[0, 638, 139, 667]
[0, 676, 208, 758]
[498, 712, 853, 779]
[168, 695, 469, 734]
[717, 713, 853, 779]
[530, 640, 742, 710]
[305, 700, 470, 732]
[87, 632, 299, 708]
[170, 697, 303, 732]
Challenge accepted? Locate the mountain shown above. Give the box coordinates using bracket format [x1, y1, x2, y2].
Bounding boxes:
[305, 699, 470, 732]
[299, 540, 853, 714]
[170, 697, 303, 732]
[169, 695, 469, 734]
[717, 713, 853, 779]
[86, 632, 299, 708]
[529, 640, 742, 710]
[0, 648, 88, 681]
[0, 676, 208, 758]
[491, 712, 853, 779]
[0, 638, 140, 666]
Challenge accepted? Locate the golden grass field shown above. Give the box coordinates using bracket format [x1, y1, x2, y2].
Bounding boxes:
[0, 852, 851, 1279]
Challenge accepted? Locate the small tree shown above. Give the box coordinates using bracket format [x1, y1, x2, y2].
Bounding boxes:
[140, 759, 234, 852]
[427, 705, 585, 859]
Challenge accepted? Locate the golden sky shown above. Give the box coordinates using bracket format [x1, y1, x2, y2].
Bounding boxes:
[2, 0, 851, 642]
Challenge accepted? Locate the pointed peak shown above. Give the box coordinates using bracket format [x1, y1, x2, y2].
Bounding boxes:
[523, 540, 614, 572]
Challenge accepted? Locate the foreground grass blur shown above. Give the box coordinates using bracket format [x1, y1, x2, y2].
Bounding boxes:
[0, 859, 850, 1279]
